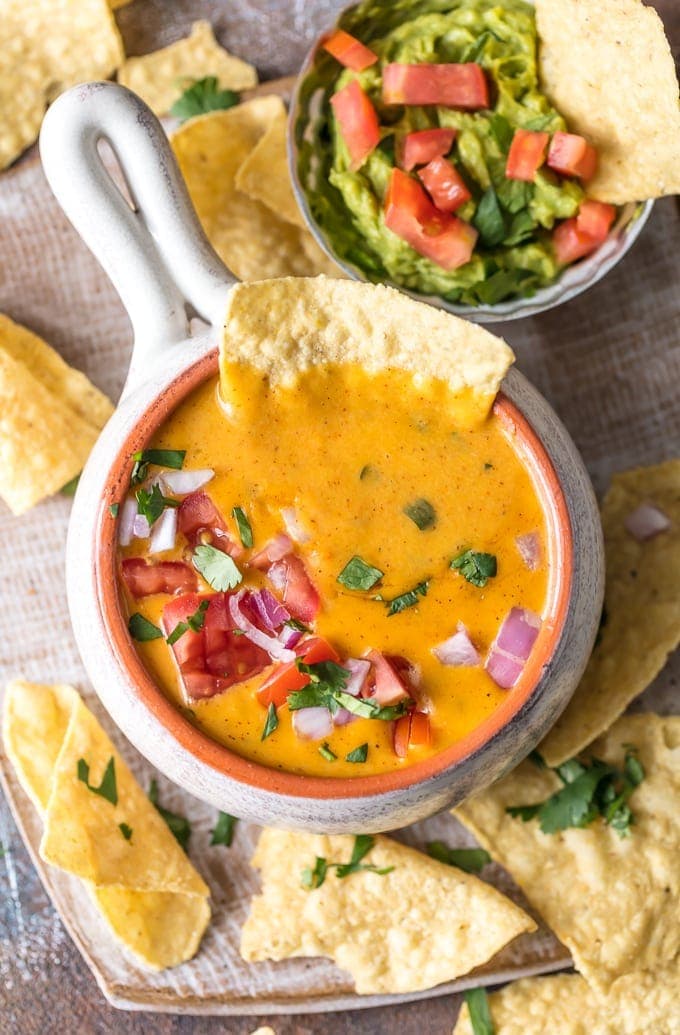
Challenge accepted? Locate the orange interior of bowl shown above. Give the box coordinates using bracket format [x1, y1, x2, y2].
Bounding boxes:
[96, 350, 573, 799]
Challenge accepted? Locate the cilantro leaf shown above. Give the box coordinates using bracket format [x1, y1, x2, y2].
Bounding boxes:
[476, 269, 526, 306]
[109, 503, 119, 517]
[503, 210, 536, 247]
[261, 702, 279, 741]
[496, 178, 533, 214]
[426, 841, 491, 873]
[135, 483, 180, 526]
[232, 506, 253, 548]
[192, 544, 242, 591]
[345, 743, 368, 763]
[489, 113, 513, 152]
[337, 555, 384, 591]
[474, 187, 506, 247]
[131, 448, 185, 485]
[77, 756, 118, 806]
[403, 498, 436, 531]
[148, 779, 191, 851]
[319, 742, 337, 762]
[171, 77, 240, 122]
[210, 811, 237, 847]
[119, 822, 133, 842]
[61, 474, 80, 496]
[460, 29, 498, 64]
[301, 855, 328, 889]
[386, 579, 429, 616]
[166, 599, 210, 645]
[128, 612, 163, 641]
[464, 987, 495, 1035]
[301, 835, 394, 889]
[451, 549, 497, 588]
[286, 617, 311, 633]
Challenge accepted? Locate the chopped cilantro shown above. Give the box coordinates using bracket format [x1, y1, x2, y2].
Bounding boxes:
[403, 498, 436, 531]
[166, 599, 210, 645]
[210, 811, 237, 847]
[476, 269, 526, 306]
[135, 483, 180, 526]
[385, 579, 429, 616]
[285, 617, 310, 633]
[451, 549, 497, 588]
[301, 834, 394, 889]
[426, 841, 491, 873]
[61, 474, 80, 496]
[489, 113, 513, 152]
[507, 750, 645, 837]
[109, 502, 119, 517]
[319, 742, 337, 762]
[131, 448, 185, 485]
[474, 186, 506, 248]
[261, 702, 279, 741]
[128, 612, 163, 641]
[192, 543, 242, 591]
[77, 756, 118, 806]
[232, 506, 253, 548]
[337, 555, 383, 591]
[170, 76, 240, 122]
[345, 743, 368, 763]
[464, 987, 495, 1035]
[148, 778, 191, 851]
[289, 662, 407, 721]
[119, 822, 133, 842]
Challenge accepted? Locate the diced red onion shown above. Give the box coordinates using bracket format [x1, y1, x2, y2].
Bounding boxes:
[278, 625, 303, 649]
[118, 497, 138, 546]
[515, 531, 541, 571]
[292, 706, 333, 741]
[132, 513, 151, 539]
[432, 623, 480, 666]
[333, 708, 355, 727]
[485, 608, 541, 689]
[160, 468, 214, 495]
[281, 506, 311, 544]
[250, 588, 290, 631]
[149, 506, 178, 554]
[343, 658, 371, 696]
[228, 590, 295, 662]
[624, 503, 671, 542]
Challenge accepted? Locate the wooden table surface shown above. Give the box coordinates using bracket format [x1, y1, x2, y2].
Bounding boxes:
[1, 2, 678, 1032]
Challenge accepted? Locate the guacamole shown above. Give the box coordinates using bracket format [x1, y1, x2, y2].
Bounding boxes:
[296, 0, 588, 306]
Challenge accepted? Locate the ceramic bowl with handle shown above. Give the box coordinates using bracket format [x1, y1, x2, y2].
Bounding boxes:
[39, 82, 603, 833]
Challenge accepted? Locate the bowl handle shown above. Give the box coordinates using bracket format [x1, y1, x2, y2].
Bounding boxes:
[39, 81, 236, 384]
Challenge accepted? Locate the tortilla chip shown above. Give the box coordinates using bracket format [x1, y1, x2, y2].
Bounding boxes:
[220, 278, 514, 426]
[109, 0, 131, 7]
[117, 20, 257, 116]
[540, 460, 680, 766]
[453, 960, 680, 1035]
[2, 681, 210, 969]
[171, 98, 339, 281]
[535, 0, 680, 203]
[235, 107, 306, 228]
[0, 0, 123, 169]
[456, 714, 680, 992]
[241, 829, 535, 995]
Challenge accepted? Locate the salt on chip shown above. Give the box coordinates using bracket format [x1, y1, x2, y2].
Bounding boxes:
[0, 0, 124, 169]
[540, 459, 680, 766]
[535, 0, 680, 203]
[117, 20, 257, 116]
[2, 681, 210, 970]
[0, 315, 114, 515]
[171, 98, 339, 282]
[241, 829, 535, 995]
[453, 961, 680, 1035]
[455, 714, 680, 992]
[235, 107, 306, 228]
[220, 278, 514, 427]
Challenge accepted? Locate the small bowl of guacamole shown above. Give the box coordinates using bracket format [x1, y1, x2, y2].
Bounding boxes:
[290, 0, 652, 322]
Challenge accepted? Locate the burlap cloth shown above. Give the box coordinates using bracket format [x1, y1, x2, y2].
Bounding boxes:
[0, 0, 677, 1021]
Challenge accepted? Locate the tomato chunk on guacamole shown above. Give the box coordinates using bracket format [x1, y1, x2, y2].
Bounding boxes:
[117, 364, 555, 779]
[295, 0, 614, 307]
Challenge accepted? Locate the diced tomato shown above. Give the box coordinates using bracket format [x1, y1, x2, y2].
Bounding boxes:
[177, 491, 241, 557]
[400, 128, 456, 171]
[393, 715, 411, 759]
[266, 554, 320, 624]
[384, 168, 477, 270]
[322, 28, 378, 71]
[330, 79, 381, 170]
[365, 649, 411, 706]
[384, 654, 420, 692]
[552, 200, 616, 265]
[383, 63, 489, 110]
[576, 200, 616, 240]
[547, 132, 598, 181]
[162, 592, 270, 701]
[121, 557, 197, 598]
[505, 129, 549, 182]
[249, 533, 293, 570]
[257, 637, 340, 707]
[392, 710, 431, 758]
[417, 156, 471, 212]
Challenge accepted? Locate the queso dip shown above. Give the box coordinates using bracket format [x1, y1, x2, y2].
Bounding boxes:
[118, 363, 550, 778]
